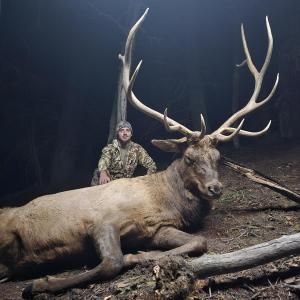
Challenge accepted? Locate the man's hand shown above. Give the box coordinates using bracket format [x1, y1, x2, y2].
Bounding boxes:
[99, 170, 110, 185]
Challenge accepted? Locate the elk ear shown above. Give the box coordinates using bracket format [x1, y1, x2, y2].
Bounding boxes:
[151, 137, 188, 153]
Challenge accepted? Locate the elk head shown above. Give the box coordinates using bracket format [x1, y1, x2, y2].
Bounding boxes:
[156, 135, 223, 201]
[119, 8, 279, 201]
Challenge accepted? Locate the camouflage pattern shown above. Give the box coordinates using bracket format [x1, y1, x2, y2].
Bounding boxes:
[91, 139, 156, 186]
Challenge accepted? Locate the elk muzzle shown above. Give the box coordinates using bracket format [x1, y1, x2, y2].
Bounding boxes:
[207, 180, 223, 198]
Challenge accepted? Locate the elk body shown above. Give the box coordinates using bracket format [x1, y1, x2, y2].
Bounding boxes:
[1, 138, 221, 297]
[0, 9, 278, 298]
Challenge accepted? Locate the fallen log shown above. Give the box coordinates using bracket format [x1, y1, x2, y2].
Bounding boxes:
[93, 233, 300, 300]
[151, 233, 300, 299]
[189, 232, 300, 277]
[222, 156, 300, 204]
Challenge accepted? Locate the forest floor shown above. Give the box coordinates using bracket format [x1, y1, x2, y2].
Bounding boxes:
[1, 141, 300, 300]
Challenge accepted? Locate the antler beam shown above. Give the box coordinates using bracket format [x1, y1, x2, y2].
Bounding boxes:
[210, 16, 279, 142]
[119, 8, 206, 140]
[120, 10, 278, 144]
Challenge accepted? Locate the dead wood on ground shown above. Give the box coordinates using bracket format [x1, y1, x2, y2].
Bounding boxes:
[78, 233, 300, 300]
[152, 233, 300, 299]
[222, 156, 300, 204]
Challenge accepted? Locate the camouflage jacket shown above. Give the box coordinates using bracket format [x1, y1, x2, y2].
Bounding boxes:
[91, 139, 156, 185]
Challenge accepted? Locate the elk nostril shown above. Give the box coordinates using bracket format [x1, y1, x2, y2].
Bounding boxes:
[215, 186, 222, 195]
[208, 186, 215, 194]
[208, 185, 222, 196]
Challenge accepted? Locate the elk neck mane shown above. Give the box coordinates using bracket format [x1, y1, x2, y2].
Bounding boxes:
[150, 158, 212, 230]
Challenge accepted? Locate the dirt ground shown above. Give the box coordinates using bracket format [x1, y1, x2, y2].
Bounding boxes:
[1, 141, 300, 300]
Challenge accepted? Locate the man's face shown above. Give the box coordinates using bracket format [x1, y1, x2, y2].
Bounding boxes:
[117, 127, 132, 143]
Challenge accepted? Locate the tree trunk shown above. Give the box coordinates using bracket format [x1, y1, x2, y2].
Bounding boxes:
[188, 80, 210, 133]
[228, 3, 242, 148]
[107, 64, 127, 143]
[276, 2, 300, 139]
[107, 1, 146, 143]
[183, 4, 210, 133]
[231, 66, 240, 148]
[231, 32, 242, 148]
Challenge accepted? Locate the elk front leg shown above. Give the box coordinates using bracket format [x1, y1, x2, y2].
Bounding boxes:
[22, 224, 123, 298]
[124, 227, 207, 267]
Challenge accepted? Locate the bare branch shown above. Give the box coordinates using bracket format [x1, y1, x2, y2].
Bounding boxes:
[222, 156, 300, 204]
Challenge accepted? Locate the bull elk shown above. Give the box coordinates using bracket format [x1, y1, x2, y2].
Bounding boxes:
[0, 8, 278, 298]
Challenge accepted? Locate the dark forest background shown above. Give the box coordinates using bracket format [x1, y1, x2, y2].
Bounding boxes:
[0, 0, 299, 205]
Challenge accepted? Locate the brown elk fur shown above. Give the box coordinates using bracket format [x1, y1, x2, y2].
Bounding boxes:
[0, 138, 221, 296]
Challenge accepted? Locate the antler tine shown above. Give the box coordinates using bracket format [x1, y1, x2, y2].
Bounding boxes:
[121, 8, 205, 140]
[241, 23, 258, 78]
[210, 16, 279, 142]
[219, 120, 272, 138]
[163, 109, 207, 139]
[216, 119, 245, 142]
[127, 61, 201, 138]
[199, 114, 207, 140]
[163, 108, 181, 132]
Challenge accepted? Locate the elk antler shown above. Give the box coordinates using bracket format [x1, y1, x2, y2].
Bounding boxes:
[210, 16, 279, 142]
[119, 8, 206, 140]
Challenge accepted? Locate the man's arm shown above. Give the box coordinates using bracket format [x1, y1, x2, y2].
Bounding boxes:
[98, 146, 113, 184]
[137, 145, 157, 174]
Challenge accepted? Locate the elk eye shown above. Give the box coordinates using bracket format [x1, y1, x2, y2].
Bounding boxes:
[184, 156, 194, 165]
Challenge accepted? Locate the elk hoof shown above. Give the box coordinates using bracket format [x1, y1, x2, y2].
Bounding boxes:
[22, 284, 34, 299]
[0, 265, 10, 283]
[198, 238, 208, 253]
[190, 237, 207, 256]
[22, 279, 48, 299]
[0, 277, 9, 283]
